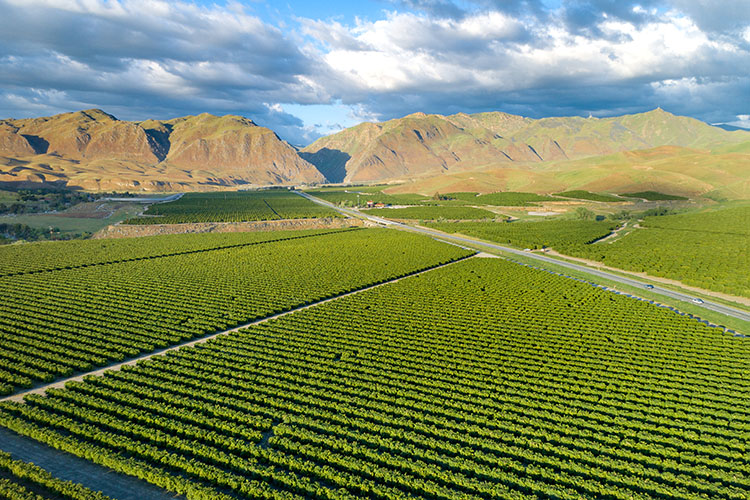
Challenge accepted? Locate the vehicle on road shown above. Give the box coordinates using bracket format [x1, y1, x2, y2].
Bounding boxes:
[692, 298, 704, 304]
[644, 284, 654, 289]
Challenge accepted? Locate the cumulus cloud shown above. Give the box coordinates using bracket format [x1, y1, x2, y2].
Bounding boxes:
[0, 0, 748, 144]
[0, 0, 327, 144]
[312, 1, 750, 126]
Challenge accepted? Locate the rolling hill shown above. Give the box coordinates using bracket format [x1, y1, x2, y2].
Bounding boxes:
[302, 108, 750, 191]
[0, 109, 325, 191]
[385, 145, 750, 200]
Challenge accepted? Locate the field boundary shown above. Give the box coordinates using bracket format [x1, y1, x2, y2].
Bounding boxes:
[542, 248, 750, 308]
[0, 227, 356, 279]
[1, 252, 475, 403]
[0, 428, 179, 500]
[296, 192, 750, 325]
[94, 216, 364, 239]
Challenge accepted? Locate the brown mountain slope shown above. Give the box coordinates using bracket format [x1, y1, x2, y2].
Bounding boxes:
[386, 144, 750, 200]
[0, 109, 324, 191]
[302, 108, 750, 184]
[0, 123, 36, 156]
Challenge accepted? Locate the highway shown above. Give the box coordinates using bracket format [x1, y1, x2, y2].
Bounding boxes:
[296, 190, 750, 325]
[101, 193, 184, 203]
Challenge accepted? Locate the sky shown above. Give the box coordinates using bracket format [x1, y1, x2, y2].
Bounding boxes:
[0, 0, 748, 146]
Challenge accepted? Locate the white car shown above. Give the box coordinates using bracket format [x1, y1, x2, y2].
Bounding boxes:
[692, 298, 704, 304]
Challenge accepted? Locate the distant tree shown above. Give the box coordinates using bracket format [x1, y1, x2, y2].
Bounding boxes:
[575, 207, 595, 220]
[608, 210, 631, 221]
[642, 207, 674, 217]
[432, 192, 454, 201]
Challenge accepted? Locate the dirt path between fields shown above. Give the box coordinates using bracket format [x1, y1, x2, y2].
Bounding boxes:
[591, 221, 628, 244]
[542, 249, 750, 307]
[0, 428, 182, 500]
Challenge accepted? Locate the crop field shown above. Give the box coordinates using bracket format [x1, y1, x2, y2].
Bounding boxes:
[620, 191, 688, 201]
[564, 206, 750, 297]
[124, 191, 340, 224]
[0, 229, 471, 395]
[426, 219, 616, 249]
[0, 450, 110, 499]
[554, 190, 622, 202]
[363, 205, 499, 220]
[1, 258, 747, 499]
[306, 188, 428, 206]
[446, 192, 558, 206]
[0, 229, 347, 276]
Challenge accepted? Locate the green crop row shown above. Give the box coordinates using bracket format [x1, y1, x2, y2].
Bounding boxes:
[620, 191, 688, 201]
[124, 191, 340, 224]
[562, 206, 750, 297]
[554, 191, 623, 202]
[363, 206, 500, 220]
[306, 189, 429, 207]
[426, 219, 616, 249]
[2, 258, 747, 499]
[445, 192, 558, 206]
[0, 229, 472, 395]
[0, 229, 347, 277]
[0, 450, 110, 499]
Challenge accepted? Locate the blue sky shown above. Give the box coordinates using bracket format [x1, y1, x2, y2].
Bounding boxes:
[0, 0, 748, 145]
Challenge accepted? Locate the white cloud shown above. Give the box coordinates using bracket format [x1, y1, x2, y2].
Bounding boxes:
[0, 0, 748, 143]
[316, 8, 746, 96]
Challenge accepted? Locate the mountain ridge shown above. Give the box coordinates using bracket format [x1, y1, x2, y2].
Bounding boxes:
[1, 107, 748, 196]
[302, 108, 750, 185]
[0, 109, 325, 191]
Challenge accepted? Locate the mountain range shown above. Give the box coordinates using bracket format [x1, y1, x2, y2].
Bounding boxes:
[0, 109, 324, 191]
[1, 108, 749, 198]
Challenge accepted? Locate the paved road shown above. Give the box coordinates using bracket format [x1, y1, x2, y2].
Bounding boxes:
[101, 193, 183, 203]
[296, 191, 750, 325]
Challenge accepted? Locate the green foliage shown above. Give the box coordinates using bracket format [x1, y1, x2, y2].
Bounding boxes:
[564, 206, 750, 296]
[0, 450, 110, 499]
[124, 191, 340, 224]
[641, 207, 675, 217]
[608, 210, 633, 221]
[554, 190, 622, 202]
[0, 189, 98, 216]
[307, 188, 427, 207]
[0, 229, 471, 394]
[620, 191, 688, 201]
[364, 206, 499, 220]
[427, 219, 616, 249]
[0, 223, 46, 243]
[1, 258, 747, 499]
[0, 229, 341, 276]
[431, 192, 454, 201]
[447, 191, 557, 206]
[574, 207, 596, 220]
